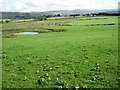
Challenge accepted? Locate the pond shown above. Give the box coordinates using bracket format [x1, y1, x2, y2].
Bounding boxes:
[12, 32, 39, 35]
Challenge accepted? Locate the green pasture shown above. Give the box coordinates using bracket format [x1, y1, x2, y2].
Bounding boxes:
[2, 16, 118, 88]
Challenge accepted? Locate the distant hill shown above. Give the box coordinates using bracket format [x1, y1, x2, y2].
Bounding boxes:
[1, 12, 53, 19]
[104, 10, 118, 13]
[46, 9, 118, 14]
[1, 9, 118, 19]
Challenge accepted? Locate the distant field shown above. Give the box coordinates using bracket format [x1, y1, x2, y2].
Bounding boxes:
[12, 19, 34, 23]
[2, 18, 74, 31]
[2, 16, 118, 88]
[47, 17, 73, 20]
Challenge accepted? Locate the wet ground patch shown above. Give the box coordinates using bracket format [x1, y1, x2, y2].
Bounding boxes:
[46, 29, 67, 32]
[2, 28, 67, 38]
[79, 18, 108, 20]
[85, 23, 115, 26]
[3, 34, 17, 38]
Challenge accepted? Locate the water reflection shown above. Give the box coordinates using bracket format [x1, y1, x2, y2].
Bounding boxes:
[12, 32, 39, 35]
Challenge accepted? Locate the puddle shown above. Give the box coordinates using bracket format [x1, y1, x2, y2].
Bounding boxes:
[12, 32, 39, 35]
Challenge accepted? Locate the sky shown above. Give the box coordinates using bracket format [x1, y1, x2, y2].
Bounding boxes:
[0, 0, 119, 12]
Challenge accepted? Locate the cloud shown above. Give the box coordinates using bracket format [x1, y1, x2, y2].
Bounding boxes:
[3, 2, 27, 11]
[0, 0, 4, 11]
[0, 0, 3, 3]
[13, 2, 28, 10]
[1, 0, 119, 12]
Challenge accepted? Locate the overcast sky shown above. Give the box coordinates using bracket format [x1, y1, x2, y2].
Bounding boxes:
[0, 0, 119, 12]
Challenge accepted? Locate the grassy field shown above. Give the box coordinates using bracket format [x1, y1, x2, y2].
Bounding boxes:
[2, 16, 118, 88]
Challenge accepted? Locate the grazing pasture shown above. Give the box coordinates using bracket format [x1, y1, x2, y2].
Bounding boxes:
[2, 16, 118, 88]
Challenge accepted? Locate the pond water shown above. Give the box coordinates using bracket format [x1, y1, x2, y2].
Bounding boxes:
[12, 32, 39, 35]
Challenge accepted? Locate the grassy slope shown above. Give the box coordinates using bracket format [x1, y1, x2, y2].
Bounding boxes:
[2, 16, 118, 88]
